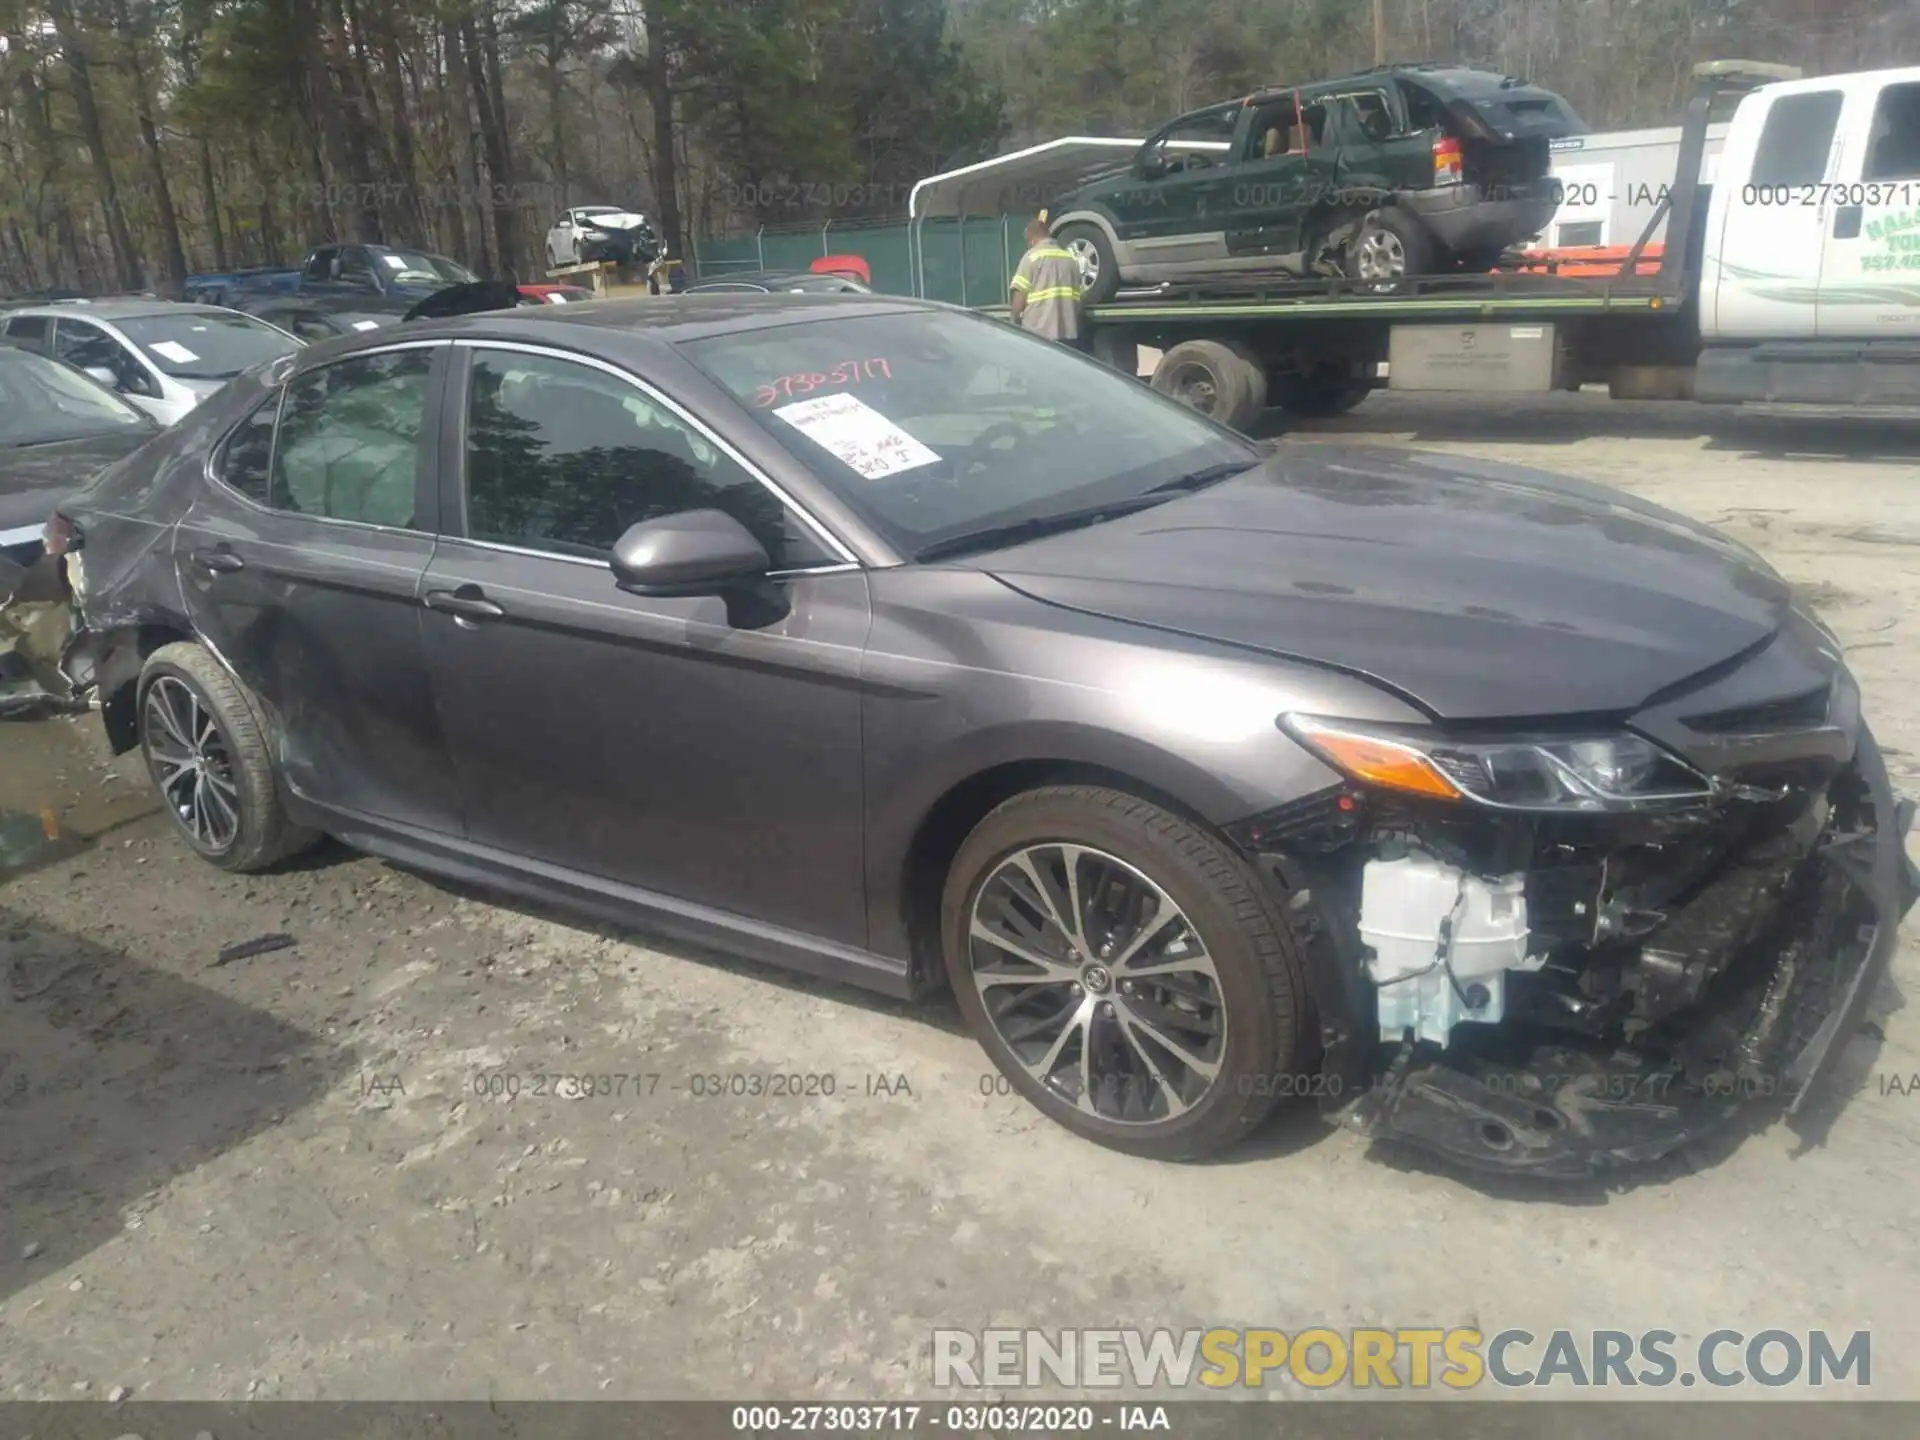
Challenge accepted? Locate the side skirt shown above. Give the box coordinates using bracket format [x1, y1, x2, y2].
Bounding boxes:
[286, 796, 919, 1001]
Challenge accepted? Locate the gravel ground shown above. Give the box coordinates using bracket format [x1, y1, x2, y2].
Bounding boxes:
[1, 391, 1917, 1413]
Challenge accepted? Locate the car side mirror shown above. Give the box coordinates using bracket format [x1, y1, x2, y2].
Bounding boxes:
[82, 365, 118, 388]
[1137, 151, 1167, 179]
[609, 510, 771, 596]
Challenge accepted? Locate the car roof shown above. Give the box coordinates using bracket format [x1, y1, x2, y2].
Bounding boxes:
[690, 270, 839, 286]
[5, 299, 242, 323]
[1242, 63, 1521, 106]
[252, 294, 413, 314]
[344, 292, 934, 349]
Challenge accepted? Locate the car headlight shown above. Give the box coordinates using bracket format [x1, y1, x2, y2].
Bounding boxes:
[1281, 714, 1712, 812]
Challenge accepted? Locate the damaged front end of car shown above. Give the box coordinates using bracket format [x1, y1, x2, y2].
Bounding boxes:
[1230, 624, 1919, 1178]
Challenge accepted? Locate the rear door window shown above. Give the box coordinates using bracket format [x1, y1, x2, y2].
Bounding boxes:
[211, 392, 281, 505]
[270, 348, 434, 529]
[1398, 81, 1447, 133]
[1862, 81, 1920, 181]
[4, 315, 50, 348]
[53, 319, 153, 396]
[1749, 90, 1843, 187]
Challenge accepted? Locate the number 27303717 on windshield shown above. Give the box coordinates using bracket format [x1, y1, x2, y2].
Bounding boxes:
[754, 358, 891, 407]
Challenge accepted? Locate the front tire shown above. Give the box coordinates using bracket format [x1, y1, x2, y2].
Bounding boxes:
[1056, 223, 1119, 304]
[137, 642, 317, 873]
[941, 785, 1309, 1160]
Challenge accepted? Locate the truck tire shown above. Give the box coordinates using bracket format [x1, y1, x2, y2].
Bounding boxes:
[1057, 223, 1119, 304]
[1151, 339, 1267, 432]
[1270, 368, 1371, 419]
[1345, 208, 1434, 282]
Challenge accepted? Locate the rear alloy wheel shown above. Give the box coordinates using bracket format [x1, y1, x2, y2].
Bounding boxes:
[942, 785, 1309, 1159]
[1150, 338, 1267, 431]
[1345, 208, 1433, 283]
[138, 642, 317, 873]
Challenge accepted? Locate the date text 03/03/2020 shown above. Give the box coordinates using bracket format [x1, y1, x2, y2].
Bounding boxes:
[729, 1405, 1173, 1432]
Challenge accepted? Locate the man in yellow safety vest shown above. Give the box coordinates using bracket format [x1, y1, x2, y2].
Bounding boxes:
[1008, 213, 1086, 351]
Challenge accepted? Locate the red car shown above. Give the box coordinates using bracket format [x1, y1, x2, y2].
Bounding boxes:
[516, 284, 597, 305]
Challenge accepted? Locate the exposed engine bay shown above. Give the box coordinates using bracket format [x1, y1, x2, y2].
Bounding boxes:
[1233, 677, 1919, 1178]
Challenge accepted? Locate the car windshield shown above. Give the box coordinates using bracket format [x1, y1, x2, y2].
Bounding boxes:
[378, 250, 477, 284]
[678, 309, 1260, 557]
[116, 312, 302, 380]
[0, 344, 151, 446]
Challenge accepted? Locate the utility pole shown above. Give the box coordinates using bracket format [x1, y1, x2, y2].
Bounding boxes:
[1372, 0, 1385, 63]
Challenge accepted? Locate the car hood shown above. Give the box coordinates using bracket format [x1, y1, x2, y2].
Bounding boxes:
[969, 444, 1793, 721]
[581, 211, 650, 231]
[0, 429, 153, 533]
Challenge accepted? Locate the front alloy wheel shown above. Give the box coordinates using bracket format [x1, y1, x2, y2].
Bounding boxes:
[969, 843, 1226, 1123]
[943, 785, 1309, 1159]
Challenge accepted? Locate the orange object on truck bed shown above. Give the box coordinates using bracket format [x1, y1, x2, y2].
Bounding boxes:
[1500, 244, 1666, 277]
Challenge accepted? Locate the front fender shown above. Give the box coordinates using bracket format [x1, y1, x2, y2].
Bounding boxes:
[862, 715, 1282, 970]
[1047, 208, 1122, 248]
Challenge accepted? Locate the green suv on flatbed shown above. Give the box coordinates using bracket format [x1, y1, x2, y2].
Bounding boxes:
[1049, 63, 1589, 301]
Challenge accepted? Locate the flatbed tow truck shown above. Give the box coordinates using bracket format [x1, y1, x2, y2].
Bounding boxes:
[1071, 60, 1920, 429]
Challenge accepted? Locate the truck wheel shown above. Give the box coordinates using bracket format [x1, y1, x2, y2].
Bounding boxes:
[1270, 368, 1371, 419]
[1057, 223, 1119, 304]
[1345, 209, 1433, 282]
[1151, 339, 1267, 432]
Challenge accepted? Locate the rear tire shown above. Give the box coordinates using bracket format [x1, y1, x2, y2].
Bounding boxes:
[941, 784, 1310, 1160]
[1056, 223, 1118, 304]
[1150, 338, 1267, 431]
[1344, 208, 1434, 282]
[137, 642, 318, 874]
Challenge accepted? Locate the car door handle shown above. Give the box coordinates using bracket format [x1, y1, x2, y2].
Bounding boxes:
[423, 587, 506, 621]
[189, 546, 245, 573]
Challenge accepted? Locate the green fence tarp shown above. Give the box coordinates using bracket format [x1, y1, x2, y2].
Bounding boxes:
[694, 216, 1021, 305]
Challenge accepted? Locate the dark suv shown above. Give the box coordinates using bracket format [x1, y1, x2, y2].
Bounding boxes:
[1050, 64, 1588, 300]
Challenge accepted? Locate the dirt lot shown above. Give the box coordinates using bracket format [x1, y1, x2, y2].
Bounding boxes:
[1, 391, 1917, 1411]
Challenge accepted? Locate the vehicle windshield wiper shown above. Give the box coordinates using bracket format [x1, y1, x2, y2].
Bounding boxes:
[913, 492, 1173, 563]
[1141, 458, 1262, 496]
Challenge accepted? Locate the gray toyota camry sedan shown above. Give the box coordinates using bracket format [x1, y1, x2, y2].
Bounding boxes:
[46, 295, 1917, 1177]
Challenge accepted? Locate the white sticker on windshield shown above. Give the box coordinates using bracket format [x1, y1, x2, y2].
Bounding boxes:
[351, 320, 382, 331]
[547, 294, 568, 303]
[773, 392, 939, 480]
[149, 340, 199, 363]
[381, 254, 406, 270]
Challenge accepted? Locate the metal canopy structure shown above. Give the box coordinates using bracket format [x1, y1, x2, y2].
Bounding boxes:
[904, 136, 1230, 299]
[908, 138, 1143, 222]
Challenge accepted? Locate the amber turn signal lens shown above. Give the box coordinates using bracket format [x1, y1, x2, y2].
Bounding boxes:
[1289, 723, 1463, 801]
